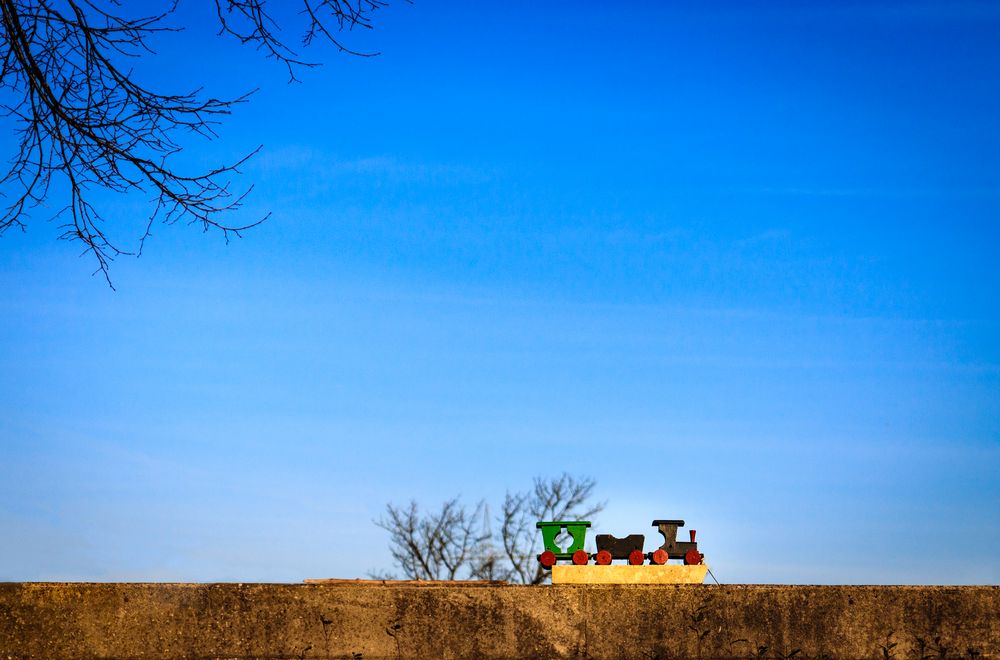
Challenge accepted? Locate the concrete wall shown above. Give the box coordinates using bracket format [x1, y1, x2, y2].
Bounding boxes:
[1, 582, 997, 659]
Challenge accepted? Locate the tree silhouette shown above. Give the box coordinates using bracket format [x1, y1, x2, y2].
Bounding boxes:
[0, 1, 390, 285]
[498, 473, 605, 584]
[374, 474, 605, 584]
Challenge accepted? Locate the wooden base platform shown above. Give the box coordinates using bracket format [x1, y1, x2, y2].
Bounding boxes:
[551, 563, 709, 585]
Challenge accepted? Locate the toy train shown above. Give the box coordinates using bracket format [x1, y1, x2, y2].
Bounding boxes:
[536, 519, 704, 568]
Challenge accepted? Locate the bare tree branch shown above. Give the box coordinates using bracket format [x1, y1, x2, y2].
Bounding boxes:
[374, 475, 605, 584]
[215, 0, 388, 81]
[500, 473, 605, 585]
[374, 498, 491, 581]
[0, 0, 393, 285]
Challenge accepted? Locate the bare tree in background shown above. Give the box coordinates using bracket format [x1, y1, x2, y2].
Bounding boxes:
[374, 474, 605, 583]
[373, 498, 493, 581]
[499, 473, 604, 584]
[0, 1, 390, 285]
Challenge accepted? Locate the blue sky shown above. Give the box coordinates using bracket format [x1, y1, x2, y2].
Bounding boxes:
[1, 0, 998, 584]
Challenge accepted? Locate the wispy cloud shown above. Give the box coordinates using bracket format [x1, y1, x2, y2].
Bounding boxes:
[251, 145, 495, 184]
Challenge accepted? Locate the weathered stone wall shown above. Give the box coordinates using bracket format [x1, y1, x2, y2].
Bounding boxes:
[1, 582, 997, 659]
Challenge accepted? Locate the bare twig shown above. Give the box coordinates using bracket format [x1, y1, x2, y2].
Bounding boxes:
[0, 0, 391, 284]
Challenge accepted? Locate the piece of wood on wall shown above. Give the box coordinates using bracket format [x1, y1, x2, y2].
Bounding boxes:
[550, 564, 708, 585]
[303, 579, 508, 587]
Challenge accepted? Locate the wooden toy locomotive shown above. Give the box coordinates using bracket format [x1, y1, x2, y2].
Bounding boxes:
[536, 519, 704, 568]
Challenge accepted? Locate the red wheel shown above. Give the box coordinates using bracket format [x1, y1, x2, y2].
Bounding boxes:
[595, 550, 612, 565]
[650, 549, 668, 565]
[572, 549, 589, 565]
[684, 549, 702, 565]
[628, 550, 645, 565]
[539, 550, 557, 568]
